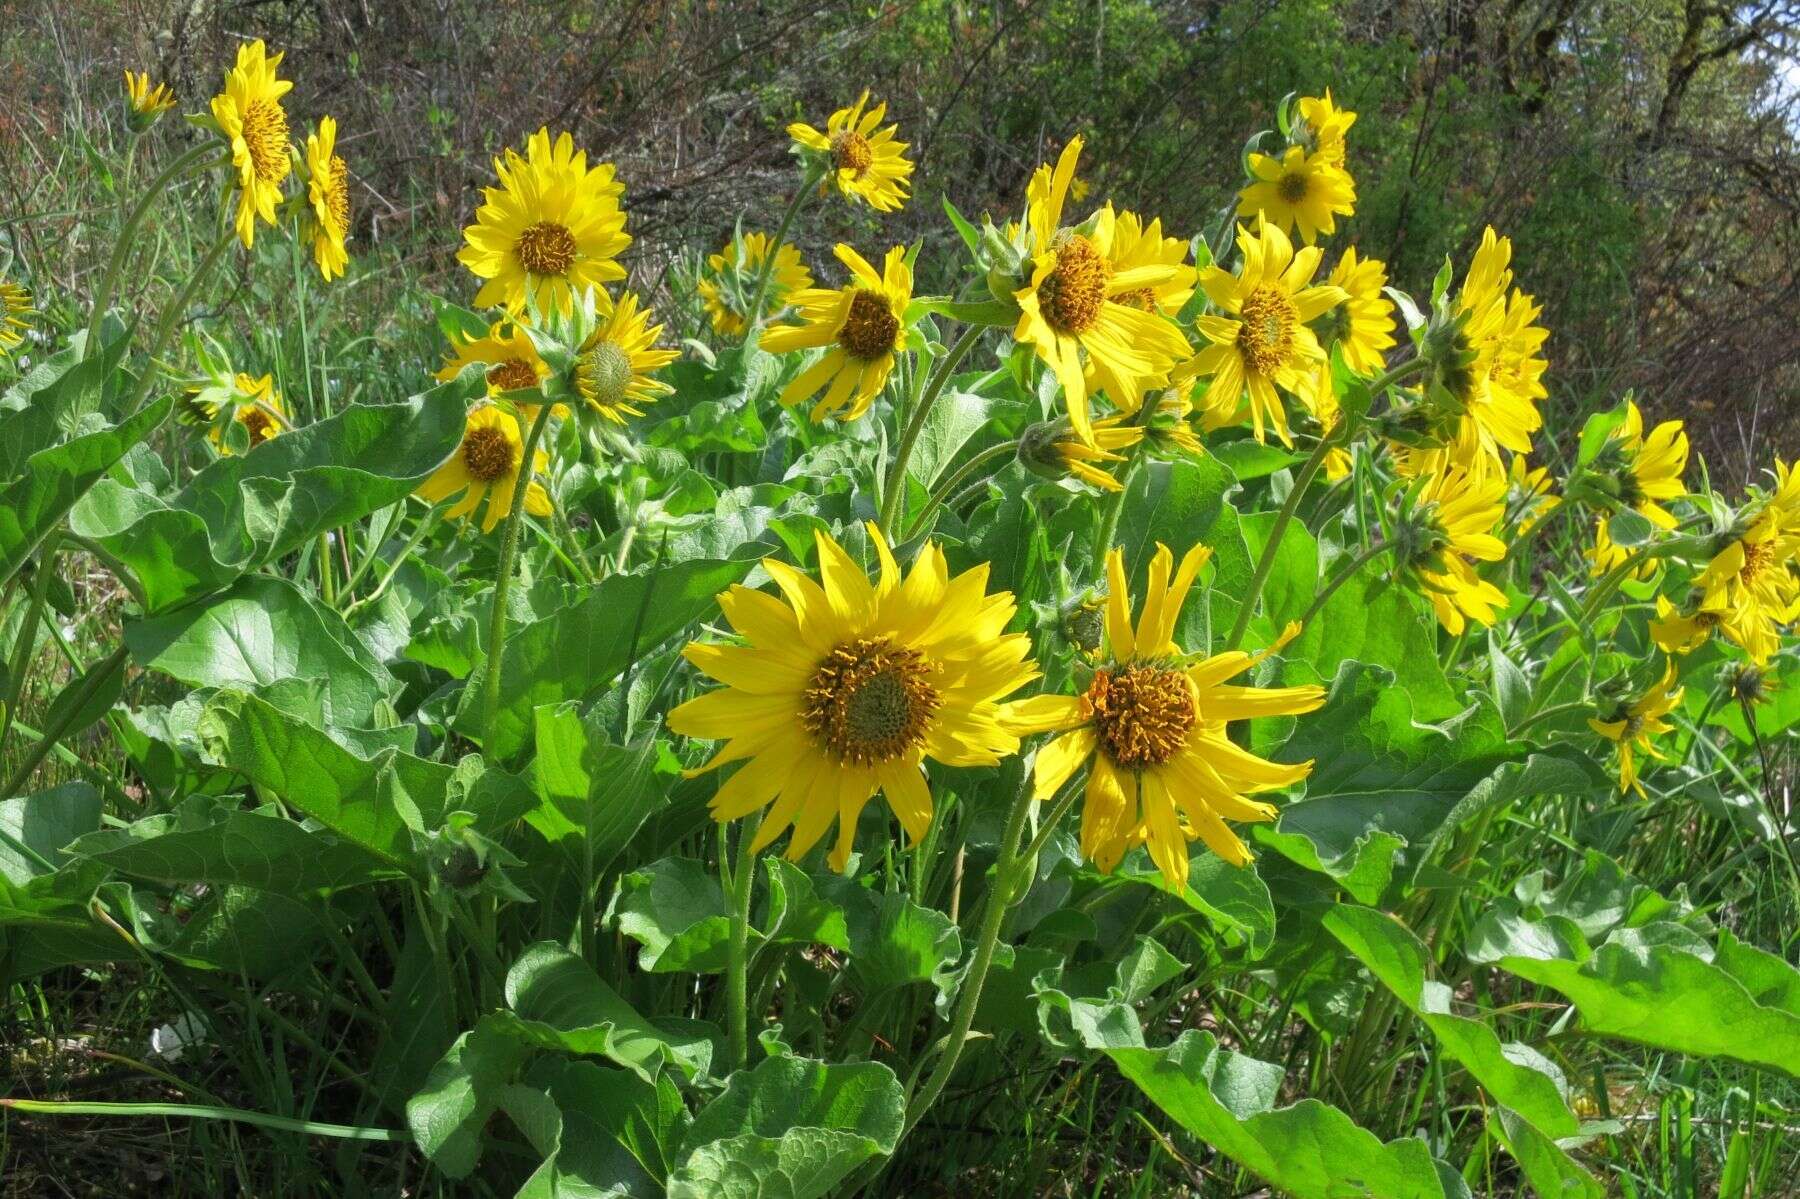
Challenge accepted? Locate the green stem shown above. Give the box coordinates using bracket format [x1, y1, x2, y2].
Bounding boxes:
[879, 324, 986, 536]
[83, 143, 218, 356]
[1015, 778, 1083, 873]
[1741, 695, 1800, 906]
[480, 404, 555, 745]
[2, 642, 128, 799]
[903, 439, 1019, 539]
[1091, 452, 1145, 577]
[725, 814, 763, 1072]
[903, 769, 1036, 1134]
[1225, 431, 1337, 651]
[1298, 540, 1395, 629]
[1506, 699, 1593, 741]
[743, 170, 820, 337]
[0, 1098, 407, 1143]
[1, 529, 63, 751]
[341, 502, 439, 603]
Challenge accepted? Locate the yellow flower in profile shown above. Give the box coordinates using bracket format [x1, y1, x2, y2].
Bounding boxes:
[1102, 207, 1196, 317]
[1296, 90, 1356, 166]
[1402, 466, 1510, 634]
[761, 244, 912, 422]
[1184, 220, 1347, 447]
[1003, 543, 1326, 888]
[1507, 456, 1559, 533]
[1649, 594, 1721, 656]
[1594, 401, 1687, 529]
[122, 70, 175, 131]
[573, 291, 678, 424]
[1012, 137, 1191, 444]
[1589, 661, 1682, 797]
[1054, 420, 1142, 492]
[0, 276, 32, 355]
[1437, 228, 1549, 465]
[1238, 146, 1356, 245]
[1686, 507, 1800, 664]
[1322, 248, 1395, 375]
[669, 524, 1037, 871]
[197, 373, 289, 454]
[1293, 364, 1354, 481]
[302, 117, 351, 281]
[210, 39, 293, 249]
[788, 91, 913, 213]
[699, 232, 812, 337]
[458, 128, 630, 316]
[435, 318, 554, 409]
[415, 403, 552, 533]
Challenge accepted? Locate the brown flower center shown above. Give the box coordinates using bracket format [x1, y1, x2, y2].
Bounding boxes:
[1039, 233, 1111, 335]
[1084, 664, 1195, 769]
[801, 636, 941, 765]
[242, 99, 291, 186]
[240, 406, 278, 447]
[323, 156, 351, 233]
[461, 424, 516, 483]
[830, 130, 874, 177]
[1116, 287, 1158, 312]
[515, 221, 577, 277]
[1278, 170, 1309, 204]
[837, 290, 900, 360]
[1236, 285, 1298, 375]
[486, 358, 540, 393]
[1740, 538, 1774, 583]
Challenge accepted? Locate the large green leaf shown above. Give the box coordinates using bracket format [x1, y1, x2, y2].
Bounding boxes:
[0, 396, 171, 589]
[530, 704, 664, 882]
[0, 788, 116, 983]
[1115, 455, 1253, 646]
[1034, 935, 1186, 1050]
[1285, 563, 1462, 720]
[1116, 853, 1276, 960]
[464, 557, 754, 761]
[197, 689, 535, 867]
[127, 575, 394, 728]
[0, 783, 102, 884]
[489, 941, 715, 1083]
[667, 1055, 905, 1199]
[615, 856, 734, 974]
[0, 329, 132, 479]
[1468, 902, 1800, 1078]
[407, 1020, 531, 1179]
[1108, 1031, 1468, 1199]
[64, 796, 396, 892]
[73, 382, 470, 610]
[820, 878, 962, 997]
[112, 880, 329, 977]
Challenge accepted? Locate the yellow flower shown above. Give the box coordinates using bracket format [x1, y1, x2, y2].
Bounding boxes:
[302, 116, 351, 281]
[1101, 207, 1196, 317]
[435, 318, 555, 411]
[700, 232, 812, 337]
[1507, 456, 1560, 533]
[198, 373, 289, 454]
[0, 276, 32, 356]
[1589, 661, 1683, 797]
[122, 70, 176, 131]
[1687, 507, 1800, 664]
[1594, 401, 1688, 529]
[761, 244, 912, 422]
[1011, 137, 1192, 444]
[574, 290, 678, 424]
[1296, 90, 1356, 166]
[788, 91, 913, 213]
[415, 403, 553, 533]
[1322, 248, 1395, 375]
[1238, 146, 1356, 246]
[210, 39, 293, 249]
[669, 524, 1038, 871]
[457, 128, 630, 316]
[1054, 420, 1143, 492]
[1293, 363, 1354, 481]
[1003, 543, 1326, 888]
[1439, 228, 1550, 465]
[1649, 594, 1722, 656]
[1183, 220, 1347, 447]
[1403, 466, 1510, 634]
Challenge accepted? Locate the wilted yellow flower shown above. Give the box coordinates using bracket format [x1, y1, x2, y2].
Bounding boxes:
[1593, 401, 1688, 529]
[1183, 220, 1347, 447]
[1238, 145, 1356, 245]
[1003, 543, 1326, 888]
[415, 403, 552, 533]
[669, 524, 1037, 871]
[302, 116, 351, 281]
[1052, 419, 1143, 492]
[1011, 137, 1191, 444]
[573, 291, 678, 424]
[122, 70, 176, 131]
[210, 39, 293, 249]
[788, 91, 913, 213]
[1589, 661, 1682, 797]
[699, 232, 812, 337]
[0, 276, 31, 356]
[1402, 466, 1510, 634]
[458, 128, 629, 316]
[436, 318, 553, 408]
[761, 244, 912, 423]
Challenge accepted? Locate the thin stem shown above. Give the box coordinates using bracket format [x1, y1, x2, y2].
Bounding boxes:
[879, 324, 986, 536]
[342, 504, 444, 616]
[2, 642, 128, 799]
[480, 404, 555, 745]
[903, 439, 1019, 539]
[1298, 540, 1395, 629]
[1741, 695, 1800, 905]
[122, 225, 235, 414]
[1, 530, 61, 751]
[1506, 699, 1594, 741]
[1016, 778, 1082, 872]
[0, 1098, 407, 1143]
[725, 814, 763, 1072]
[1226, 432, 1337, 651]
[743, 170, 820, 337]
[83, 143, 218, 356]
[1091, 454, 1144, 577]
